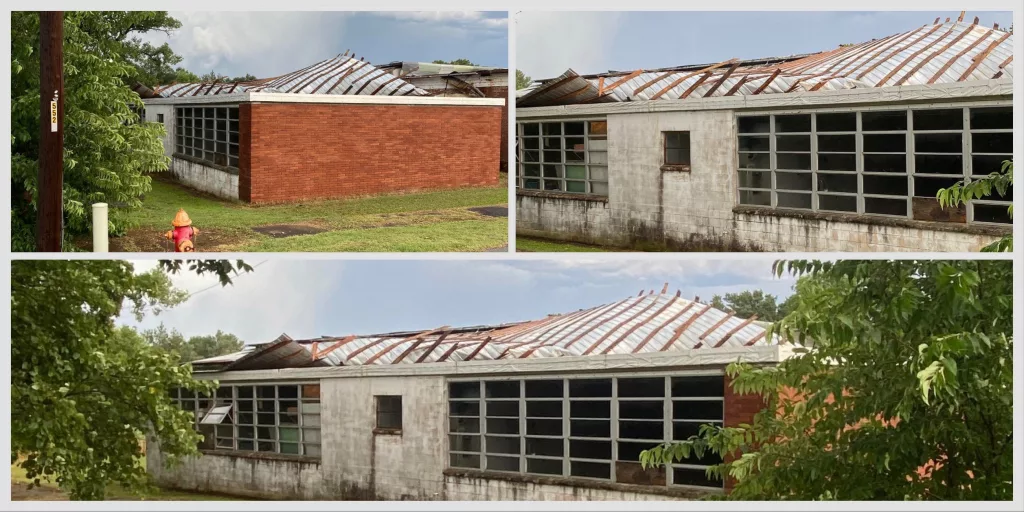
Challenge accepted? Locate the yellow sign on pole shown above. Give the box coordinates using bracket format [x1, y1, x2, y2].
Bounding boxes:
[50, 100, 57, 132]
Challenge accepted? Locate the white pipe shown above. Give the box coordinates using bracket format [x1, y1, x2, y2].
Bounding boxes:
[92, 202, 108, 253]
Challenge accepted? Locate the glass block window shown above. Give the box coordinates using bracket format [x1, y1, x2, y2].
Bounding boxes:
[517, 119, 609, 196]
[175, 106, 239, 169]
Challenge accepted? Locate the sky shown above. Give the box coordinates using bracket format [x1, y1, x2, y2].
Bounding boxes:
[119, 259, 796, 344]
[516, 11, 1015, 79]
[142, 11, 508, 79]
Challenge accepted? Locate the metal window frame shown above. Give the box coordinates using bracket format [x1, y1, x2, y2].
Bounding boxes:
[735, 103, 1012, 225]
[174, 382, 321, 458]
[516, 118, 609, 196]
[174, 105, 240, 169]
[663, 131, 691, 166]
[444, 371, 726, 491]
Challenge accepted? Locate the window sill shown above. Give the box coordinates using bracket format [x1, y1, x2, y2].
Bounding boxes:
[198, 449, 320, 464]
[172, 153, 240, 175]
[373, 427, 403, 436]
[732, 205, 1012, 237]
[660, 164, 691, 173]
[442, 468, 715, 499]
[517, 189, 609, 203]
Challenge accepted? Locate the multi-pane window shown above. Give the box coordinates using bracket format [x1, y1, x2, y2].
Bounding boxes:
[737, 105, 1012, 224]
[175, 106, 240, 169]
[517, 120, 608, 196]
[664, 132, 691, 169]
[172, 383, 321, 457]
[375, 396, 403, 430]
[447, 374, 725, 490]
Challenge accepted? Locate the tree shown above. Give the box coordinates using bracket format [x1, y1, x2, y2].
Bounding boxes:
[937, 160, 1013, 252]
[642, 260, 1012, 500]
[144, 325, 244, 364]
[432, 58, 477, 66]
[516, 69, 532, 90]
[709, 289, 787, 322]
[11, 259, 252, 499]
[11, 12, 180, 251]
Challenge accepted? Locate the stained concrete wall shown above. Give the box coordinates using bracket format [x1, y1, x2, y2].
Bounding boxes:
[516, 108, 1005, 252]
[169, 157, 239, 201]
[143, 104, 175, 157]
[443, 474, 677, 501]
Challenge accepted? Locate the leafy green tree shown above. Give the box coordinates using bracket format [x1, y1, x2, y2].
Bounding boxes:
[937, 160, 1013, 252]
[11, 12, 179, 251]
[432, 58, 477, 66]
[709, 289, 786, 322]
[11, 259, 251, 499]
[642, 260, 1013, 500]
[144, 325, 244, 364]
[516, 69, 532, 90]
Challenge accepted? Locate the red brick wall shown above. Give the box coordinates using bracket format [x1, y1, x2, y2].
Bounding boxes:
[482, 86, 509, 172]
[722, 374, 767, 492]
[239, 102, 502, 204]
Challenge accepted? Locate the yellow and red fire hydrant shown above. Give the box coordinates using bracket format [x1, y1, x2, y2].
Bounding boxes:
[164, 209, 199, 252]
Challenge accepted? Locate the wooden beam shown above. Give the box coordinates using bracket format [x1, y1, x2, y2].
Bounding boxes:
[678, 72, 713, 99]
[633, 70, 680, 96]
[596, 69, 644, 97]
[751, 68, 783, 95]
[517, 304, 616, 349]
[310, 59, 360, 93]
[562, 295, 649, 349]
[351, 70, 390, 94]
[957, 31, 1012, 81]
[957, 11, 965, 22]
[701, 61, 740, 97]
[601, 293, 680, 355]
[840, 25, 930, 80]
[325, 60, 368, 93]
[723, 74, 754, 96]
[692, 313, 735, 350]
[744, 331, 768, 346]
[876, 22, 959, 87]
[437, 341, 471, 363]
[581, 295, 661, 355]
[392, 338, 429, 364]
[855, 24, 944, 80]
[660, 304, 712, 351]
[711, 316, 759, 348]
[287, 59, 346, 93]
[464, 337, 493, 361]
[927, 29, 994, 83]
[893, 20, 977, 86]
[312, 335, 356, 360]
[649, 59, 738, 100]
[414, 331, 451, 363]
[362, 326, 452, 365]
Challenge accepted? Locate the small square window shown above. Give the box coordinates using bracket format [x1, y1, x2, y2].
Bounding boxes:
[157, 113, 165, 123]
[663, 131, 691, 170]
[375, 395, 402, 431]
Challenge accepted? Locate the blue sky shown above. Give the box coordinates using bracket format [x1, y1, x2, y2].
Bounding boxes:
[121, 259, 796, 344]
[516, 11, 1014, 79]
[142, 11, 508, 80]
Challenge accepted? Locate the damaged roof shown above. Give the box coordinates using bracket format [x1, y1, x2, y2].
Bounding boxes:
[191, 287, 775, 373]
[154, 54, 430, 98]
[518, 16, 1013, 108]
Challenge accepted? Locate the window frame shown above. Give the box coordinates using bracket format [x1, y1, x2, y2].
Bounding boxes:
[662, 131, 692, 171]
[446, 371, 727, 492]
[172, 381, 321, 458]
[375, 395, 403, 432]
[735, 102, 1012, 225]
[516, 118, 609, 196]
[174, 105, 240, 170]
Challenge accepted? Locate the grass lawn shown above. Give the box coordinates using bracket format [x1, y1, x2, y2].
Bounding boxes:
[83, 174, 508, 252]
[11, 459, 240, 501]
[515, 236, 614, 252]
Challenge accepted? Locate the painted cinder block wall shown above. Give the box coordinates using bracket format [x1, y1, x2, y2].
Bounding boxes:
[149, 370, 768, 501]
[238, 102, 502, 204]
[516, 107, 1006, 252]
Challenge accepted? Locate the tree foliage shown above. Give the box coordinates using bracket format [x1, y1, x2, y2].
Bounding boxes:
[937, 159, 1013, 252]
[196, 71, 257, 83]
[516, 69, 532, 90]
[709, 289, 793, 322]
[641, 260, 1013, 500]
[432, 58, 477, 66]
[11, 12, 181, 251]
[144, 325, 244, 365]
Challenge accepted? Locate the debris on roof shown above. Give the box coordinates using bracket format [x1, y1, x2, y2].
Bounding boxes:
[190, 287, 777, 372]
[153, 54, 430, 98]
[518, 16, 1013, 107]
[376, 61, 504, 77]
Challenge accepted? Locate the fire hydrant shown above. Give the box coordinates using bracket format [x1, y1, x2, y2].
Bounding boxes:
[164, 209, 199, 252]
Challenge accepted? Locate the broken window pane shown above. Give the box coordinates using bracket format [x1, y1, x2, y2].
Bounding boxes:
[739, 189, 771, 206]
[522, 123, 539, 136]
[738, 170, 771, 189]
[526, 437, 563, 457]
[777, 153, 811, 170]
[739, 152, 770, 170]
[737, 116, 770, 134]
[775, 172, 812, 191]
[817, 173, 858, 194]
[973, 203, 1011, 224]
[450, 381, 480, 399]
[738, 136, 769, 152]
[486, 437, 521, 456]
[450, 453, 480, 468]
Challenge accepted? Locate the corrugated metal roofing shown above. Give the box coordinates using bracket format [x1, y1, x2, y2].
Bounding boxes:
[517, 17, 1013, 108]
[154, 55, 429, 98]
[191, 289, 775, 372]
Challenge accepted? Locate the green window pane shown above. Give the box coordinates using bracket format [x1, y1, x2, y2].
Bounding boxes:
[565, 165, 586, 180]
[566, 181, 586, 193]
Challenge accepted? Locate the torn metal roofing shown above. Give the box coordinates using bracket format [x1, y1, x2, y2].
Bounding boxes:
[154, 55, 430, 98]
[517, 16, 1013, 108]
[190, 287, 776, 373]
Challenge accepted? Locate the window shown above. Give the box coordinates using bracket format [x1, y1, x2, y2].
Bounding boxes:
[375, 396, 403, 431]
[447, 375, 726, 490]
[516, 120, 608, 195]
[663, 132, 691, 170]
[172, 382, 321, 457]
[175, 106, 239, 169]
[157, 113, 165, 123]
[736, 105, 1011, 224]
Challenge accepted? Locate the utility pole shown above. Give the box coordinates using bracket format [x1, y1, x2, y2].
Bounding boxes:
[37, 11, 63, 252]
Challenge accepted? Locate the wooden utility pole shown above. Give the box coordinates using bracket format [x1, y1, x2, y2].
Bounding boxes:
[37, 11, 64, 252]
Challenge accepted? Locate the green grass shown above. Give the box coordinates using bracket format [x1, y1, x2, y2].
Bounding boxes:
[515, 236, 611, 252]
[101, 174, 509, 252]
[11, 459, 239, 501]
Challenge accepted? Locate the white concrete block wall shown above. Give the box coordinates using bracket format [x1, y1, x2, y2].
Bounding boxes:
[143, 104, 175, 158]
[169, 158, 240, 201]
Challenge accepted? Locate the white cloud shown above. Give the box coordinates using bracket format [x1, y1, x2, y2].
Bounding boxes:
[375, 11, 508, 29]
[515, 11, 623, 79]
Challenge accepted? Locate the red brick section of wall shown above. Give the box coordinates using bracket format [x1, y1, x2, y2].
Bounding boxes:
[482, 86, 509, 172]
[239, 102, 501, 204]
[722, 374, 767, 493]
